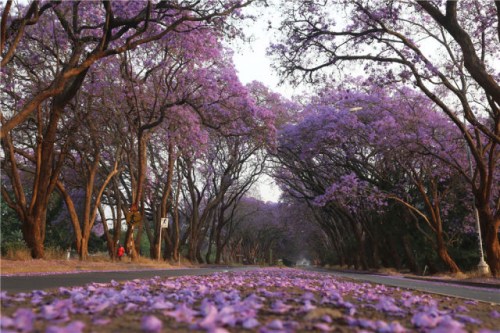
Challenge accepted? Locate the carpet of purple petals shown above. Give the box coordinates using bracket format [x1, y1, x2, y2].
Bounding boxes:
[1, 268, 499, 333]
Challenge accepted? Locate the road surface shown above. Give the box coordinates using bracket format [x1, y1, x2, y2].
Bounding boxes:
[2, 266, 499, 304]
[305, 267, 500, 304]
[1, 266, 257, 293]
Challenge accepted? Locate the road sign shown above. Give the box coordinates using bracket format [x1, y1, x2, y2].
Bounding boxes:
[161, 217, 168, 228]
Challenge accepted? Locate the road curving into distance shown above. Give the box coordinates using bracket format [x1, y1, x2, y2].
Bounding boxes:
[305, 267, 500, 304]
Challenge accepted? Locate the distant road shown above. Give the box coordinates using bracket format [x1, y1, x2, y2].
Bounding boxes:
[1, 266, 257, 293]
[305, 267, 500, 304]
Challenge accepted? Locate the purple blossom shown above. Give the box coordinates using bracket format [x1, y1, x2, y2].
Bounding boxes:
[141, 315, 163, 333]
[0, 268, 492, 332]
[46, 321, 85, 333]
[429, 316, 466, 333]
[164, 303, 198, 323]
[314, 323, 333, 331]
[411, 312, 440, 328]
[490, 310, 500, 318]
[270, 300, 292, 313]
[267, 319, 284, 330]
[375, 296, 404, 314]
[454, 314, 482, 325]
[242, 317, 260, 329]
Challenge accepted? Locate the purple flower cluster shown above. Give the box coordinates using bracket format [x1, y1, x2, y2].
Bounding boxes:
[1, 269, 498, 332]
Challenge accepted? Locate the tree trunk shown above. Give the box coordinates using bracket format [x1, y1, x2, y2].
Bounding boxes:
[368, 236, 381, 269]
[80, 236, 89, 261]
[149, 206, 162, 260]
[113, 181, 123, 259]
[387, 237, 402, 269]
[206, 213, 219, 264]
[215, 227, 224, 264]
[125, 225, 139, 261]
[172, 179, 181, 262]
[477, 204, 500, 277]
[23, 216, 45, 258]
[196, 238, 204, 263]
[188, 230, 198, 262]
[436, 234, 461, 273]
[402, 235, 420, 274]
[435, 217, 461, 273]
[484, 221, 500, 277]
[135, 219, 144, 256]
[99, 204, 117, 260]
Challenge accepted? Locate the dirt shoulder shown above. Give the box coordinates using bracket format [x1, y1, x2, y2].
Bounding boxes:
[0, 257, 191, 276]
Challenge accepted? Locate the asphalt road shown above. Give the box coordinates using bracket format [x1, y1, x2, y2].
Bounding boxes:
[305, 267, 500, 304]
[0, 266, 257, 293]
[2, 266, 499, 304]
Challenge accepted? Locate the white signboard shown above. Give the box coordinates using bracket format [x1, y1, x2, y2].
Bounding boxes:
[161, 217, 169, 228]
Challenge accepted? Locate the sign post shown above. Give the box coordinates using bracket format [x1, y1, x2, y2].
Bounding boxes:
[158, 217, 168, 261]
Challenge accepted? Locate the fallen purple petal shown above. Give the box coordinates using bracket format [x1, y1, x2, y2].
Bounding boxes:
[0, 268, 495, 332]
[141, 315, 163, 333]
[46, 320, 85, 333]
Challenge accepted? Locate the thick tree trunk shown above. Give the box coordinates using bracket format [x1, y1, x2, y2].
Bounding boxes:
[23, 216, 45, 258]
[215, 229, 224, 264]
[80, 237, 89, 261]
[436, 233, 461, 273]
[135, 219, 144, 256]
[206, 214, 217, 264]
[125, 225, 139, 261]
[484, 222, 500, 277]
[188, 231, 198, 262]
[196, 239, 204, 263]
[478, 207, 500, 276]
[434, 212, 461, 273]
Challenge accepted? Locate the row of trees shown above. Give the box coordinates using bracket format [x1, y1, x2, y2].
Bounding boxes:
[270, 0, 499, 276]
[1, 1, 498, 277]
[273, 84, 486, 273]
[1, 0, 293, 263]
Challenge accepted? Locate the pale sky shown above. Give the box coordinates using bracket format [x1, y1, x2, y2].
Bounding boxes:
[230, 9, 287, 203]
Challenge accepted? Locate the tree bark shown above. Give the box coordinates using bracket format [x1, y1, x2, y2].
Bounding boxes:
[477, 205, 500, 276]
[436, 231, 461, 274]
[402, 235, 420, 274]
[125, 224, 139, 261]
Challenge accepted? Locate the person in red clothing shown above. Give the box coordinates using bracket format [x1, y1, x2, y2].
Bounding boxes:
[117, 243, 125, 260]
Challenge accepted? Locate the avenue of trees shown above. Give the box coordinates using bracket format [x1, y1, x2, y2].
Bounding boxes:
[1, 0, 282, 263]
[1, 1, 498, 277]
[270, 0, 499, 276]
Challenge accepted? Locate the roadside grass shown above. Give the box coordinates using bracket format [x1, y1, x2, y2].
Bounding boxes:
[0, 252, 189, 276]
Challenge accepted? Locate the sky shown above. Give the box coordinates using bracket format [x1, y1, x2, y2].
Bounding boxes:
[229, 9, 288, 203]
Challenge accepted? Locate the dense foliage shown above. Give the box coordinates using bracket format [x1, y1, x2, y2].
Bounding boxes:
[270, 0, 499, 275]
[1, 0, 498, 277]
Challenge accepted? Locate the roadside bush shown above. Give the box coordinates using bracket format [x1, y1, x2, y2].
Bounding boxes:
[2, 241, 31, 260]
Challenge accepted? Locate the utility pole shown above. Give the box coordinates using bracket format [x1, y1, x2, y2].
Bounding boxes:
[463, 116, 490, 275]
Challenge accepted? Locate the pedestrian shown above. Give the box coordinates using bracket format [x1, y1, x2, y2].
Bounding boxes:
[117, 244, 125, 261]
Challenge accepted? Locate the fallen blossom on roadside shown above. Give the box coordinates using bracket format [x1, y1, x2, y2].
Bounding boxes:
[0, 268, 497, 332]
[141, 315, 163, 333]
[46, 320, 85, 333]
